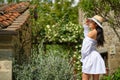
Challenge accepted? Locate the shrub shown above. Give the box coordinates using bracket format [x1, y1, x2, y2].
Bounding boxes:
[111, 67, 120, 80]
[13, 48, 74, 80]
[101, 67, 120, 80]
[100, 75, 112, 80]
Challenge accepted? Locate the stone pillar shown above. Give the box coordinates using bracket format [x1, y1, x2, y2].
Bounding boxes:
[0, 9, 31, 80]
[0, 35, 13, 80]
[0, 60, 12, 80]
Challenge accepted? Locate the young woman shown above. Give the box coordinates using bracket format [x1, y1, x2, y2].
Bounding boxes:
[80, 15, 106, 80]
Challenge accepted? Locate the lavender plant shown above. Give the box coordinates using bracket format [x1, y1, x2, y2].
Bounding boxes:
[13, 47, 75, 80]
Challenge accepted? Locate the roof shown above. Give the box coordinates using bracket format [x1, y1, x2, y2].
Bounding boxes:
[0, 2, 30, 29]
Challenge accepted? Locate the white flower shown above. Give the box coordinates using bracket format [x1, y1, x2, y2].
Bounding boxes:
[52, 25, 55, 28]
[46, 25, 50, 28]
[73, 54, 77, 58]
[79, 45, 81, 47]
[77, 67, 80, 70]
[75, 46, 78, 48]
[75, 40, 77, 43]
[54, 34, 57, 37]
[78, 56, 81, 59]
[78, 65, 81, 68]
[48, 29, 51, 31]
[76, 61, 80, 65]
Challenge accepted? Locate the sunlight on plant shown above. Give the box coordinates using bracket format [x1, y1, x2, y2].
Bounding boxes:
[13, 47, 75, 80]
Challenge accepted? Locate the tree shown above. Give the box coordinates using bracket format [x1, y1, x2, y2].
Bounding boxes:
[0, 0, 21, 3]
[30, 0, 80, 43]
[79, 0, 120, 41]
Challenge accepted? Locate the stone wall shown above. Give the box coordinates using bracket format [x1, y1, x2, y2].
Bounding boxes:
[103, 23, 120, 74]
[0, 9, 31, 80]
[0, 35, 13, 80]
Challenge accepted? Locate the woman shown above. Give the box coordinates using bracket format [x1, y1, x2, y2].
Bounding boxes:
[81, 15, 106, 80]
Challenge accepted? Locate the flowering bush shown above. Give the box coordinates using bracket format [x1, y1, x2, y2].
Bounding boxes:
[45, 21, 83, 43]
[31, 15, 84, 78]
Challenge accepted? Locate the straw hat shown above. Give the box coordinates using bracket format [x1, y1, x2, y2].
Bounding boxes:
[88, 15, 104, 28]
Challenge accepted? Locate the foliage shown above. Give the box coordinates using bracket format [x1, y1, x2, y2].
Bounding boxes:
[31, 19, 83, 44]
[45, 21, 83, 43]
[79, 0, 120, 41]
[111, 67, 120, 80]
[46, 44, 74, 59]
[101, 67, 120, 80]
[72, 47, 82, 80]
[29, 1, 84, 79]
[46, 44, 82, 79]
[30, 0, 82, 43]
[100, 75, 112, 80]
[31, 0, 79, 24]
[0, 0, 20, 3]
[43, 21, 83, 79]
[13, 46, 75, 80]
[20, 1, 84, 79]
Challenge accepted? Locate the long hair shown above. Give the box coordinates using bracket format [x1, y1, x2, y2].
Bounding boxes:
[96, 25, 105, 47]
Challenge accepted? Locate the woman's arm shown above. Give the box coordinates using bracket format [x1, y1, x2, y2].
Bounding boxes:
[83, 19, 90, 37]
[83, 24, 89, 37]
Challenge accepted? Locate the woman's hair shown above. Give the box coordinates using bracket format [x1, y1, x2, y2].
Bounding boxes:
[96, 25, 105, 47]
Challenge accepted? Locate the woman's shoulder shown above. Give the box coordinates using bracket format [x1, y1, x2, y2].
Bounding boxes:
[87, 29, 97, 40]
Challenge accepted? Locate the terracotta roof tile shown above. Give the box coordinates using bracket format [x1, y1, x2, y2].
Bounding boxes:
[0, 2, 30, 29]
[0, 12, 20, 28]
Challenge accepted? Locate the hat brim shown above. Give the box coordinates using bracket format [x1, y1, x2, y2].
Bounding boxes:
[88, 18, 103, 28]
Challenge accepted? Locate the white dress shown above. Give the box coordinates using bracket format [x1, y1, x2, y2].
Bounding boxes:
[80, 24, 106, 74]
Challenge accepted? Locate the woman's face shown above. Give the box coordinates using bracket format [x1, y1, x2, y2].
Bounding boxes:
[88, 20, 97, 29]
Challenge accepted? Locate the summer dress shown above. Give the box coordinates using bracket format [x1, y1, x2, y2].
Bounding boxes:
[80, 24, 106, 74]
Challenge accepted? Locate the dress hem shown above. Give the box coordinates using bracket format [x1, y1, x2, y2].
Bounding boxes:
[82, 71, 106, 74]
